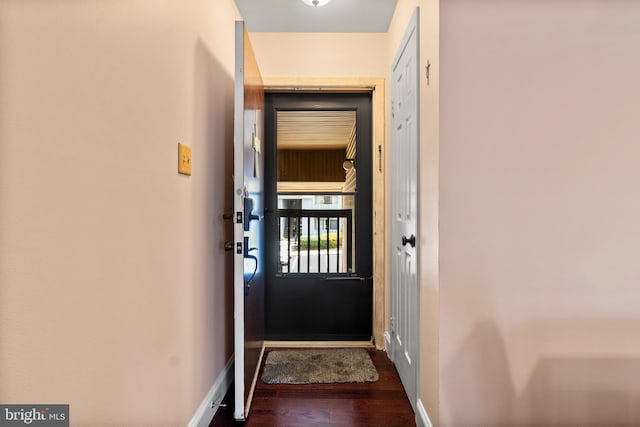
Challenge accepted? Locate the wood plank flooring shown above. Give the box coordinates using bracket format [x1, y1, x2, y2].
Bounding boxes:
[210, 349, 416, 427]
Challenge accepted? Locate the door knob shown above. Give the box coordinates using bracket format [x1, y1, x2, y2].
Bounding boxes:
[402, 234, 416, 247]
[224, 241, 233, 251]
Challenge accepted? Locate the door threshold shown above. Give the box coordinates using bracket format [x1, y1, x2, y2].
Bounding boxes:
[265, 340, 376, 349]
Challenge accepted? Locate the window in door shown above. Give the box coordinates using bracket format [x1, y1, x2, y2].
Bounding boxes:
[276, 110, 357, 274]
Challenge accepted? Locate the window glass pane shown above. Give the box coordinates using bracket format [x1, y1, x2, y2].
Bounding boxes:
[277, 194, 354, 273]
[276, 110, 357, 274]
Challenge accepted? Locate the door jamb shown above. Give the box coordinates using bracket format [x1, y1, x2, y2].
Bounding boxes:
[263, 77, 386, 349]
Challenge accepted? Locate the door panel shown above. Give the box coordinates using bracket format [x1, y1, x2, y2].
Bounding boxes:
[233, 21, 264, 421]
[264, 93, 373, 341]
[390, 8, 419, 412]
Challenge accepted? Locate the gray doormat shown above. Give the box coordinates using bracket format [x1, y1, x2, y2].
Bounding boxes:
[261, 348, 379, 384]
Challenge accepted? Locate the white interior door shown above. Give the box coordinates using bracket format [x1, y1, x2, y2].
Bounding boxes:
[233, 21, 265, 422]
[390, 7, 420, 412]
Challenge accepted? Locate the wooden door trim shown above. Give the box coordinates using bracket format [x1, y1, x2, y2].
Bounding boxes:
[264, 77, 386, 349]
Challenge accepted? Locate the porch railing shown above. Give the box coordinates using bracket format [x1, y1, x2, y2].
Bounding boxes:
[278, 208, 353, 273]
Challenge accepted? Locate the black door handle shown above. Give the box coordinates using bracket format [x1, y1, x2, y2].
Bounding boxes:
[402, 234, 416, 247]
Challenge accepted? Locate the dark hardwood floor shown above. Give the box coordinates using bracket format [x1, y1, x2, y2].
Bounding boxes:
[210, 349, 416, 427]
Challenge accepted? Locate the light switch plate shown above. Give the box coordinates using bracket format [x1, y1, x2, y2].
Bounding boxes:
[178, 143, 192, 175]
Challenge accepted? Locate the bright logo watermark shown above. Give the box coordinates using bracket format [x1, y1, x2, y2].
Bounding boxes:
[0, 405, 68, 426]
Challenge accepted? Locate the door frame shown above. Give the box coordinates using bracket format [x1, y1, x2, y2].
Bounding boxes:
[264, 77, 386, 348]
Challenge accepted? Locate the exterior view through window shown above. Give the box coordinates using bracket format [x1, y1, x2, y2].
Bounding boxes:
[276, 110, 356, 273]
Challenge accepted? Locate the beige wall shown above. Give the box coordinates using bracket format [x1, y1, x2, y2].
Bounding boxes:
[0, 0, 239, 425]
[387, 1, 440, 425]
[249, 32, 389, 77]
[440, 1, 640, 425]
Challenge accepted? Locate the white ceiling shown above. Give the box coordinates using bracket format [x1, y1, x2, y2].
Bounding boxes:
[234, 0, 398, 33]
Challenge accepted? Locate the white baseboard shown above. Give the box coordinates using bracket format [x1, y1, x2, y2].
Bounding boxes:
[384, 331, 391, 352]
[188, 356, 234, 427]
[416, 398, 434, 427]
